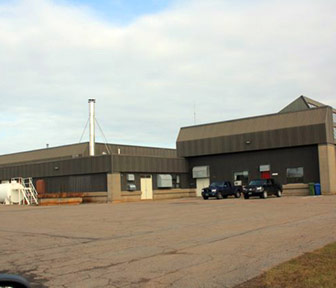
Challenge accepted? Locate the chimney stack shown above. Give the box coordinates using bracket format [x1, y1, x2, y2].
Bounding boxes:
[88, 99, 96, 156]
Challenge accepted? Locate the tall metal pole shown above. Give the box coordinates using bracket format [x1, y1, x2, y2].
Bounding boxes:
[88, 99, 96, 156]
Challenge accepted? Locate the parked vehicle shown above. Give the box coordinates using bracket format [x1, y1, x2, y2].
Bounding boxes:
[243, 178, 282, 199]
[202, 181, 242, 200]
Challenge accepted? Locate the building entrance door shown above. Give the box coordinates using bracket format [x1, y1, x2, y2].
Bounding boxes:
[196, 178, 210, 197]
[141, 176, 153, 200]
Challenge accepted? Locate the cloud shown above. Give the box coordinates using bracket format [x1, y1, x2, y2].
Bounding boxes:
[0, 0, 335, 154]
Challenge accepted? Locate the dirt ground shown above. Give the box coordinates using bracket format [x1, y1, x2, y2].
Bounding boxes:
[1, 196, 336, 288]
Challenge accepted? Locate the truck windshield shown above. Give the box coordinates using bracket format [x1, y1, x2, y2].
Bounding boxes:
[249, 180, 266, 186]
[210, 182, 224, 187]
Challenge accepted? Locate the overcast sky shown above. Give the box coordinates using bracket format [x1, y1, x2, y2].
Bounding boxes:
[0, 0, 335, 155]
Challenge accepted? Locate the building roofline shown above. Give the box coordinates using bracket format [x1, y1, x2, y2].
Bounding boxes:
[103, 142, 176, 151]
[301, 95, 327, 108]
[0, 141, 176, 158]
[0, 142, 88, 158]
[179, 105, 332, 131]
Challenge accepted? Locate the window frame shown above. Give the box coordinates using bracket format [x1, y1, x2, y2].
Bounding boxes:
[286, 167, 304, 183]
[233, 170, 249, 186]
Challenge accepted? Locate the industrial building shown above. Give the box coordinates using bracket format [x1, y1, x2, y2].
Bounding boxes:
[177, 96, 336, 196]
[0, 142, 192, 204]
[0, 96, 335, 204]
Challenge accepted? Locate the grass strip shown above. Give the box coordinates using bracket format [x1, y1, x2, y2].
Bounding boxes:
[236, 242, 336, 288]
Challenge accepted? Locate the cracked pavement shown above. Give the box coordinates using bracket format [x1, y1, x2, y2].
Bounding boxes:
[1, 196, 336, 287]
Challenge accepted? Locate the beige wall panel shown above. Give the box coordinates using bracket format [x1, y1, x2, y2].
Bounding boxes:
[282, 184, 309, 196]
[196, 178, 210, 197]
[119, 189, 195, 202]
[318, 144, 336, 195]
[107, 173, 122, 202]
[153, 189, 196, 200]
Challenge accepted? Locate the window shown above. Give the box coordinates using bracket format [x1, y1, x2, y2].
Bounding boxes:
[259, 164, 270, 172]
[234, 171, 249, 185]
[334, 127, 336, 140]
[249, 179, 267, 186]
[286, 167, 304, 183]
[307, 103, 317, 108]
[125, 173, 136, 191]
[333, 112, 336, 123]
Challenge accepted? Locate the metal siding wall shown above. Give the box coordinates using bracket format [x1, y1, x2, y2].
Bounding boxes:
[0, 143, 89, 166]
[178, 124, 327, 157]
[177, 107, 329, 143]
[39, 173, 107, 193]
[187, 145, 320, 186]
[0, 155, 111, 181]
[96, 143, 177, 158]
[112, 155, 188, 173]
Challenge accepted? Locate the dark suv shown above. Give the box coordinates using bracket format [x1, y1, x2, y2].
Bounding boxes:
[202, 181, 242, 200]
[243, 179, 282, 199]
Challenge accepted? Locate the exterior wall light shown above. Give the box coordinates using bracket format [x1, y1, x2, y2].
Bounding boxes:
[245, 140, 251, 144]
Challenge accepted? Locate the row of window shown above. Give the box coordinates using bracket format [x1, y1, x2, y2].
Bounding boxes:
[233, 167, 304, 184]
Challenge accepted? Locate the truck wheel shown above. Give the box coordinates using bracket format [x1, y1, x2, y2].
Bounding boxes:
[202, 196, 208, 200]
[276, 190, 282, 197]
[234, 191, 241, 198]
[262, 191, 268, 199]
[243, 194, 249, 199]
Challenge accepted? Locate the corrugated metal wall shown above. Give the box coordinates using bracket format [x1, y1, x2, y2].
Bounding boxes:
[177, 124, 327, 157]
[188, 145, 320, 186]
[176, 107, 334, 157]
[95, 143, 177, 158]
[0, 155, 111, 180]
[0, 143, 88, 166]
[112, 155, 188, 173]
[37, 174, 107, 193]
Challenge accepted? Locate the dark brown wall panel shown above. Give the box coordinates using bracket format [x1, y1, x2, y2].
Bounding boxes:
[38, 173, 107, 193]
[112, 155, 188, 173]
[187, 145, 320, 186]
[177, 124, 326, 157]
[0, 155, 111, 180]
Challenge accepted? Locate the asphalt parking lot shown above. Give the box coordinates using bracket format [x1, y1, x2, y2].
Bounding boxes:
[1, 196, 336, 288]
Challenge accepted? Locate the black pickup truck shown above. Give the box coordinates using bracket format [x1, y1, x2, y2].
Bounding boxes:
[243, 178, 282, 199]
[202, 181, 242, 200]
